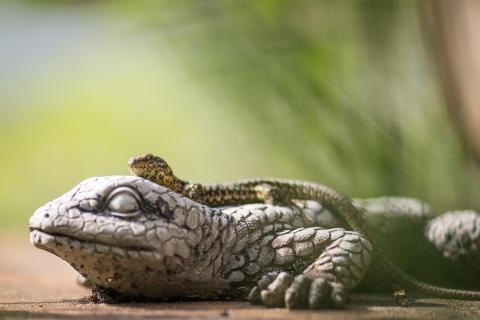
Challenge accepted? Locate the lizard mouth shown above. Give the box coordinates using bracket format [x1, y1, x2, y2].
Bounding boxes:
[29, 229, 154, 253]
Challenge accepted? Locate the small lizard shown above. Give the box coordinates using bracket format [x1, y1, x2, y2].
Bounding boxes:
[128, 153, 480, 301]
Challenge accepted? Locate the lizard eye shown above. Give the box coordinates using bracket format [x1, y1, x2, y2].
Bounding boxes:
[106, 187, 141, 218]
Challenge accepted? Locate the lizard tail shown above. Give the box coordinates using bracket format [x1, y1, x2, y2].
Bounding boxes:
[313, 185, 480, 300]
[385, 257, 480, 300]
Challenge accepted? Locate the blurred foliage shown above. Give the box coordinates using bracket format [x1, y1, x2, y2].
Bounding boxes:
[1, 0, 480, 231]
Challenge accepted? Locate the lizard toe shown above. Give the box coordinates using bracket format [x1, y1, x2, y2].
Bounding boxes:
[330, 282, 349, 308]
[260, 272, 294, 307]
[248, 272, 279, 305]
[285, 274, 312, 309]
[308, 277, 333, 309]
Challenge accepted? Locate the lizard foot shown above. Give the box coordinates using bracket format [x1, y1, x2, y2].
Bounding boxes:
[254, 184, 291, 206]
[248, 272, 349, 309]
[184, 183, 204, 202]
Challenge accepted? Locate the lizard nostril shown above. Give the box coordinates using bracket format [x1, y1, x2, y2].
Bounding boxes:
[44, 213, 50, 218]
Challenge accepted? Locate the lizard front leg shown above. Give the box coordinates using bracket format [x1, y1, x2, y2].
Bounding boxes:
[249, 228, 372, 309]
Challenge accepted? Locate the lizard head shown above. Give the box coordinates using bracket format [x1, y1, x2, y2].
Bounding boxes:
[29, 175, 218, 299]
[128, 153, 171, 175]
[128, 153, 183, 193]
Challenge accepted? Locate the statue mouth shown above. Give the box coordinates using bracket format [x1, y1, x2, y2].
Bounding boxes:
[29, 229, 154, 253]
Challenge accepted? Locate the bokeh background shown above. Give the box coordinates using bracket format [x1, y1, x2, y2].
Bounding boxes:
[2, 0, 480, 232]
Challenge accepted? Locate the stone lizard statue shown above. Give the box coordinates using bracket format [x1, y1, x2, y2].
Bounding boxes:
[28, 155, 480, 309]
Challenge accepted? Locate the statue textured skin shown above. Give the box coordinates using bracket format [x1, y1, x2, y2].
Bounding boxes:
[29, 174, 480, 309]
[128, 154, 480, 300]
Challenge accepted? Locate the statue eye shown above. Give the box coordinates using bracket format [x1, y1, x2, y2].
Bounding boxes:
[106, 187, 141, 218]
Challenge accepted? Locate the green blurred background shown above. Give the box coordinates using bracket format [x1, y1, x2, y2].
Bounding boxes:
[1, 0, 480, 232]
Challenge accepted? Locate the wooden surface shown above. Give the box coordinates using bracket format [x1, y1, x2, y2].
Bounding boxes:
[1, 234, 480, 320]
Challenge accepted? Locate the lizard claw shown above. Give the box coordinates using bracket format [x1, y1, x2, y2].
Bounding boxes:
[285, 274, 311, 309]
[308, 277, 333, 309]
[261, 272, 294, 307]
[249, 272, 350, 309]
[248, 272, 279, 304]
[287, 275, 348, 309]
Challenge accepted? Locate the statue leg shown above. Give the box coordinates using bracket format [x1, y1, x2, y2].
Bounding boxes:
[249, 228, 372, 309]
